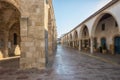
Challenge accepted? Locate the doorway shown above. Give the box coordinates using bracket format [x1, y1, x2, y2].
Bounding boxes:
[114, 37, 120, 54]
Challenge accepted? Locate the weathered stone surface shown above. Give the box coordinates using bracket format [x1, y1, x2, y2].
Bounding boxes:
[0, 45, 120, 80]
[0, 0, 57, 70]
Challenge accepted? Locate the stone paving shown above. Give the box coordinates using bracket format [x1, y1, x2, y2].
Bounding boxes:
[0, 45, 120, 80]
[84, 51, 120, 65]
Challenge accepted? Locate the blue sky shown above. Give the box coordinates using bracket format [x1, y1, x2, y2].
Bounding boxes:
[53, 0, 111, 38]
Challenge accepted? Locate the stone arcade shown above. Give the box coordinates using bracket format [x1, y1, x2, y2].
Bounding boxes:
[0, 0, 57, 69]
[61, 0, 120, 55]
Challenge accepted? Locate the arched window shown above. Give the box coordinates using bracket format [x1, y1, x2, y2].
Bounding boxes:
[14, 33, 17, 45]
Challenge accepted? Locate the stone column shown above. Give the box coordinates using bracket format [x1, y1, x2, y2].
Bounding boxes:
[69, 41, 71, 47]
[67, 41, 69, 46]
[90, 37, 94, 54]
[79, 40, 81, 51]
[73, 41, 75, 48]
[77, 40, 79, 49]
[4, 30, 9, 58]
[75, 40, 77, 48]
[20, 17, 28, 69]
[70, 40, 71, 47]
[48, 29, 53, 55]
[68, 40, 70, 47]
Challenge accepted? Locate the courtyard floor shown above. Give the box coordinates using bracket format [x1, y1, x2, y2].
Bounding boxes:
[0, 45, 120, 80]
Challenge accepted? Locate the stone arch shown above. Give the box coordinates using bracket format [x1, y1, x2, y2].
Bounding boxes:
[79, 25, 90, 52]
[0, 0, 21, 13]
[69, 33, 73, 47]
[91, 12, 119, 54]
[73, 30, 78, 40]
[91, 12, 119, 37]
[70, 33, 72, 40]
[73, 30, 79, 49]
[66, 35, 68, 40]
[66, 34, 69, 46]
[79, 25, 90, 39]
[9, 22, 21, 56]
[68, 34, 70, 41]
[65, 35, 67, 45]
[65, 35, 67, 42]
[0, 1, 21, 58]
[67, 34, 71, 46]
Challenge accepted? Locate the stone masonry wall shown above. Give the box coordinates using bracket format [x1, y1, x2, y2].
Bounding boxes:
[0, 0, 57, 69]
[20, 0, 46, 69]
[95, 17, 119, 50]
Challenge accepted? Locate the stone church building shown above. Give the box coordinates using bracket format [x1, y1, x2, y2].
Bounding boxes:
[0, 0, 57, 69]
[61, 0, 120, 56]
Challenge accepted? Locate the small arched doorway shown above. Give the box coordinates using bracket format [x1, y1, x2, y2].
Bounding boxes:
[114, 36, 120, 54]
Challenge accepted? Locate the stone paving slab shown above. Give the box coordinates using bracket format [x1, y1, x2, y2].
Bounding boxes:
[0, 45, 120, 80]
[81, 51, 120, 66]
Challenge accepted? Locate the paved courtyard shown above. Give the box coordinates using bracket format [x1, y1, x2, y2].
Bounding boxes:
[0, 45, 120, 80]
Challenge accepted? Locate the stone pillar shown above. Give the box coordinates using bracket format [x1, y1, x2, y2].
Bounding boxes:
[68, 40, 70, 47]
[20, 16, 46, 69]
[73, 41, 75, 48]
[20, 17, 28, 69]
[77, 40, 79, 49]
[75, 40, 76, 48]
[48, 30, 53, 55]
[67, 41, 69, 46]
[69, 41, 71, 47]
[90, 37, 94, 54]
[79, 40, 81, 51]
[4, 31, 9, 58]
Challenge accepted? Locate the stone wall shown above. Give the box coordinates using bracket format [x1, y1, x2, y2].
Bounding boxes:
[0, 1, 20, 58]
[95, 17, 119, 50]
[0, 0, 56, 69]
[19, 0, 57, 69]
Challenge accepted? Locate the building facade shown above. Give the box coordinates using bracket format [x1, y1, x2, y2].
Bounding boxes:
[0, 0, 57, 69]
[61, 0, 120, 55]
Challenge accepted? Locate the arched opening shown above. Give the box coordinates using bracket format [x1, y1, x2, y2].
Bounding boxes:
[68, 35, 70, 46]
[74, 31, 79, 49]
[80, 26, 90, 52]
[93, 13, 119, 54]
[66, 35, 69, 46]
[70, 34, 73, 47]
[14, 33, 17, 45]
[0, 1, 21, 58]
[65, 36, 67, 46]
[114, 36, 120, 54]
[63, 37, 65, 45]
